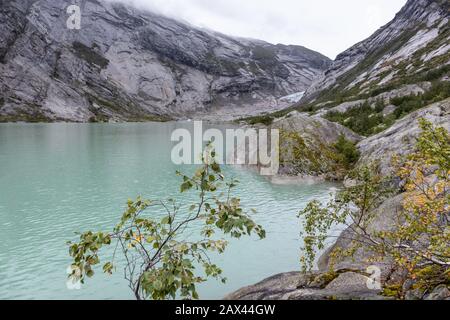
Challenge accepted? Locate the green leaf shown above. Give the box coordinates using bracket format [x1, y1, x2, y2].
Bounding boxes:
[161, 216, 172, 225]
[103, 262, 114, 275]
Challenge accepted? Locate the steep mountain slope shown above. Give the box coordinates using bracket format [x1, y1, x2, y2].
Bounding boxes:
[0, 0, 331, 122]
[302, 0, 449, 108]
[227, 1, 450, 301]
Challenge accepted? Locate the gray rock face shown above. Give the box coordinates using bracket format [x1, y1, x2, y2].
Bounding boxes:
[382, 105, 397, 117]
[317, 194, 404, 273]
[0, 0, 331, 122]
[227, 99, 450, 301]
[303, 0, 449, 105]
[319, 99, 449, 273]
[225, 271, 385, 300]
[325, 272, 380, 296]
[425, 285, 450, 300]
[314, 83, 431, 118]
[274, 111, 362, 145]
[357, 98, 450, 176]
[233, 110, 363, 178]
[270, 111, 362, 177]
[224, 272, 305, 300]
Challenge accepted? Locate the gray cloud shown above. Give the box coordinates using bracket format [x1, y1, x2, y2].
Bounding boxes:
[107, 0, 407, 59]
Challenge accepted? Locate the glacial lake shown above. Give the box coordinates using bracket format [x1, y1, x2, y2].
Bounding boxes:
[0, 122, 337, 300]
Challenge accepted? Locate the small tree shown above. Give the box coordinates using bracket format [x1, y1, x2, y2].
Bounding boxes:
[298, 164, 392, 272]
[299, 119, 449, 297]
[386, 119, 450, 293]
[67, 148, 265, 300]
[333, 134, 361, 168]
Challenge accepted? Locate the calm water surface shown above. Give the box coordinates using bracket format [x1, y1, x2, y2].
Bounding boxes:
[0, 123, 337, 300]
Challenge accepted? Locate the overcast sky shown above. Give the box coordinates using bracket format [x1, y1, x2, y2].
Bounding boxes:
[110, 0, 407, 59]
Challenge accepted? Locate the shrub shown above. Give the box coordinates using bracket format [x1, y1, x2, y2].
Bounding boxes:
[325, 102, 384, 136]
[240, 114, 274, 126]
[333, 135, 361, 168]
[326, 81, 450, 137]
[67, 147, 265, 300]
[299, 120, 450, 298]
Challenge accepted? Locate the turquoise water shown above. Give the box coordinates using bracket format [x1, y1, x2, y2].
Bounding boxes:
[0, 123, 336, 300]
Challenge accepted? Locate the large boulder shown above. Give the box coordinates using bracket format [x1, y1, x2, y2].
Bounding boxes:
[233, 111, 362, 178]
[225, 271, 385, 300]
[425, 285, 450, 300]
[273, 111, 362, 145]
[224, 272, 307, 300]
[272, 111, 362, 177]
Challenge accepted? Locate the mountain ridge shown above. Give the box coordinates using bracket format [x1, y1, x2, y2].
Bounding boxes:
[0, 0, 331, 122]
[243, 0, 449, 137]
[302, 0, 449, 106]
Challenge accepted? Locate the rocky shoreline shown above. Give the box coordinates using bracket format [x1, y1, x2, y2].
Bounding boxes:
[226, 98, 450, 301]
[225, 269, 450, 300]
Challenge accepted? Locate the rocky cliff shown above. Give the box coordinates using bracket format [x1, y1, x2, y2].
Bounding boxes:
[220, 0, 450, 301]
[229, 0, 449, 299]
[227, 98, 450, 301]
[0, 0, 331, 122]
[302, 0, 449, 109]
[356, 97, 450, 175]
[271, 111, 362, 179]
[241, 0, 449, 137]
